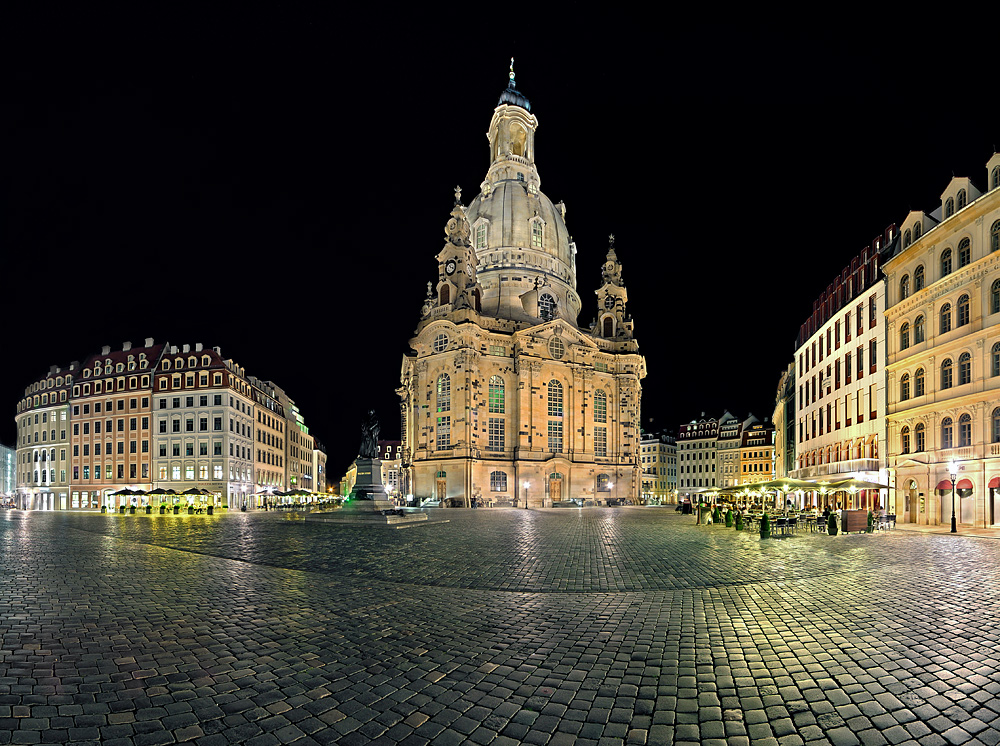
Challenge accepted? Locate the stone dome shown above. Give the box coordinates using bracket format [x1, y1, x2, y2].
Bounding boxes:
[467, 181, 573, 274]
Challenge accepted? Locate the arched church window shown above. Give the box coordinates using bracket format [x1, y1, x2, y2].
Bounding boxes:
[539, 293, 556, 321]
[547, 380, 563, 417]
[436, 374, 451, 412]
[488, 376, 505, 413]
[603, 317, 614, 338]
[594, 390, 607, 423]
[475, 222, 487, 249]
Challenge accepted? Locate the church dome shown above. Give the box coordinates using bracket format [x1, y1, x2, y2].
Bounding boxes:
[467, 182, 572, 273]
[498, 79, 531, 112]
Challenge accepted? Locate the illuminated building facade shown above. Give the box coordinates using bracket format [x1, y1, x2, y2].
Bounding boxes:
[717, 411, 742, 488]
[0, 442, 14, 502]
[884, 153, 1000, 526]
[738, 416, 775, 485]
[677, 414, 719, 501]
[772, 362, 795, 479]
[397, 68, 646, 507]
[640, 432, 675, 504]
[151, 344, 255, 508]
[14, 363, 75, 509]
[13, 339, 318, 509]
[790, 239, 889, 509]
[69, 340, 162, 509]
[249, 376, 286, 502]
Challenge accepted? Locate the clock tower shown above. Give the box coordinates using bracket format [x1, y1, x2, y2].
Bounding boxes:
[435, 187, 483, 312]
[593, 235, 634, 342]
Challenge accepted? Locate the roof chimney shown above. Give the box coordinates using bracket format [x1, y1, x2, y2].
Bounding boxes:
[122, 341, 132, 351]
[144, 337, 154, 347]
[101, 345, 111, 355]
[182, 344, 190, 353]
[195, 343, 203, 352]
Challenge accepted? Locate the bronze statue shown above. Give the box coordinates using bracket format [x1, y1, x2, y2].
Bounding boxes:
[359, 409, 380, 459]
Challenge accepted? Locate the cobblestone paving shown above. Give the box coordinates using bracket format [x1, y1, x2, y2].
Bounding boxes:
[1, 508, 998, 746]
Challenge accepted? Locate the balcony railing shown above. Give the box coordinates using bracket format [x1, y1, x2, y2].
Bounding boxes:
[790, 458, 880, 480]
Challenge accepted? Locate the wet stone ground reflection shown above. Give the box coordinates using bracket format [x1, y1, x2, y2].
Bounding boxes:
[0, 508, 997, 745]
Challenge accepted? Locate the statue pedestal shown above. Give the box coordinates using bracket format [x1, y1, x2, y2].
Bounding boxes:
[349, 458, 387, 503]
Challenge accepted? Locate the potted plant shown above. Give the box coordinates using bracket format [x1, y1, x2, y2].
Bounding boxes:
[735, 512, 744, 531]
[173, 505, 180, 515]
[866, 510, 875, 533]
[759, 513, 771, 539]
[159, 502, 167, 514]
[827, 512, 839, 536]
[712, 505, 722, 524]
[206, 505, 214, 515]
[725, 508, 733, 527]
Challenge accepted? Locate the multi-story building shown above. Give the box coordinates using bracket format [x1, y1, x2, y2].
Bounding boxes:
[717, 410, 742, 488]
[14, 363, 76, 509]
[12, 340, 318, 511]
[70, 340, 163, 510]
[249, 376, 286, 505]
[738, 415, 775, 486]
[151, 344, 256, 508]
[790, 238, 889, 511]
[0, 443, 13, 504]
[884, 153, 1000, 527]
[772, 362, 795, 479]
[313, 442, 328, 495]
[378, 440, 403, 499]
[397, 68, 646, 507]
[677, 414, 719, 501]
[640, 431, 675, 504]
[283, 396, 313, 493]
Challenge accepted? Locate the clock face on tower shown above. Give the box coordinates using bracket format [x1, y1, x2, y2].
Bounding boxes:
[445, 260, 457, 275]
[465, 262, 474, 277]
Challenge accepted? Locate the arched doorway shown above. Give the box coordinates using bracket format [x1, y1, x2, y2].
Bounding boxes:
[435, 471, 447, 504]
[548, 472, 563, 503]
[903, 480, 917, 523]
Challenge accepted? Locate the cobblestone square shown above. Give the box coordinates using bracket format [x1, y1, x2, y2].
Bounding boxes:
[1, 508, 998, 745]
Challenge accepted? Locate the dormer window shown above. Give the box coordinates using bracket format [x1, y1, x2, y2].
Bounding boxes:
[914, 222, 922, 240]
[539, 293, 556, 321]
[202, 355, 211, 366]
[188, 356, 197, 368]
[993, 166, 1000, 190]
[176, 358, 184, 369]
[945, 197, 955, 218]
[162, 360, 170, 370]
[903, 229, 911, 248]
[957, 189, 967, 210]
[530, 218, 543, 248]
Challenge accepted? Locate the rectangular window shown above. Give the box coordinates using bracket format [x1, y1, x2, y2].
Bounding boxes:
[436, 416, 451, 450]
[214, 465, 223, 479]
[214, 441, 222, 456]
[185, 466, 194, 480]
[595, 426, 607, 457]
[857, 304, 864, 335]
[488, 417, 504, 452]
[199, 418, 208, 431]
[845, 311, 852, 342]
[845, 394, 851, 427]
[172, 466, 180, 480]
[870, 384, 877, 420]
[845, 352, 852, 384]
[869, 339, 877, 373]
[856, 389, 864, 423]
[869, 296, 877, 328]
[130, 464, 136, 479]
[857, 345, 864, 379]
[548, 420, 563, 452]
[130, 418, 137, 431]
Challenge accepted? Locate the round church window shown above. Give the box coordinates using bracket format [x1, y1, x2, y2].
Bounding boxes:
[548, 338, 565, 360]
[433, 334, 449, 353]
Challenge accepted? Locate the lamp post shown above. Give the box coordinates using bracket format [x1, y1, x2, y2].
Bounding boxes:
[949, 459, 958, 533]
[523, 481, 530, 509]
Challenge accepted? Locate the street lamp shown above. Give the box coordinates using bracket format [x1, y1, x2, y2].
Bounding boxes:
[949, 459, 958, 533]
[523, 481, 530, 509]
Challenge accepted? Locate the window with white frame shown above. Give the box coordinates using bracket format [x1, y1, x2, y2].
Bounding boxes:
[488, 417, 504, 452]
[530, 219, 543, 248]
[595, 426, 607, 457]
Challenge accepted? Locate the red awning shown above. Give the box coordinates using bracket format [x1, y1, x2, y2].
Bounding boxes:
[989, 477, 1000, 489]
[957, 478, 973, 490]
[936, 480, 952, 490]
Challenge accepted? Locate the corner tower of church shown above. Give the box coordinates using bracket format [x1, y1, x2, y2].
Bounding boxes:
[398, 64, 646, 509]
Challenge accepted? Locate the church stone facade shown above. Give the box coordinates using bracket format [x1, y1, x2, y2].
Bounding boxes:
[397, 69, 646, 508]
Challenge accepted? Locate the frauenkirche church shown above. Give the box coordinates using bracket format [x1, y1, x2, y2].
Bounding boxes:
[398, 65, 646, 507]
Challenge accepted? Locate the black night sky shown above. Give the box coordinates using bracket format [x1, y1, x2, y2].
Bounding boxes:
[5, 9, 1000, 478]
